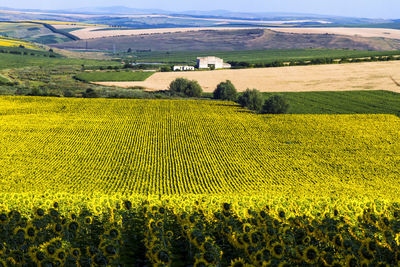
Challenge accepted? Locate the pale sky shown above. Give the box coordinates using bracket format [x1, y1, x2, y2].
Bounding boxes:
[0, 0, 398, 19]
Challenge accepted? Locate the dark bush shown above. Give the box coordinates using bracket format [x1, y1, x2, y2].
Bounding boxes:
[82, 88, 98, 98]
[262, 95, 290, 114]
[213, 80, 237, 101]
[169, 78, 202, 97]
[160, 66, 172, 72]
[238, 89, 263, 112]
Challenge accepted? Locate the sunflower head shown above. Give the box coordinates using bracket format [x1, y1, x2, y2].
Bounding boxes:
[46, 244, 56, 256]
[0, 213, 8, 224]
[359, 244, 374, 262]
[242, 223, 251, 234]
[71, 248, 81, 258]
[346, 255, 358, 267]
[278, 261, 291, 267]
[201, 239, 213, 252]
[83, 216, 92, 225]
[333, 234, 343, 248]
[34, 208, 45, 218]
[53, 223, 63, 234]
[68, 221, 79, 232]
[302, 235, 311, 245]
[271, 242, 284, 259]
[108, 228, 120, 239]
[26, 224, 36, 241]
[29, 247, 45, 264]
[156, 250, 170, 264]
[365, 238, 377, 253]
[303, 245, 319, 264]
[123, 200, 132, 210]
[222, 203, 231, 212]
[230, 257, 246, 267]
[165, 230, 173, 239]
[0, 243, 5, 255]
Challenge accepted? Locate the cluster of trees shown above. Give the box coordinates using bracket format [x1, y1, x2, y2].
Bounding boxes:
[213, 80, 289, 114]
[167, 78, 289, 114]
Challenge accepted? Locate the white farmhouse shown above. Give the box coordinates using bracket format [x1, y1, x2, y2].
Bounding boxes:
[173, 65, 195, 71]
[197, 56, 231, 69]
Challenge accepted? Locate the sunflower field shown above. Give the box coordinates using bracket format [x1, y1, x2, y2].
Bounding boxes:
[0, 95, 400, 266]
[0, 36, 39, 50]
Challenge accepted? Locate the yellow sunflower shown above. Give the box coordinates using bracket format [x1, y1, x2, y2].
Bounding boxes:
[70, 248, 81, 259]
[25, 222, 37, 241]
[271, 242, 285, 259]
[55, 248, 66, 263]
[107, 227, 121, 239]
[359, 244, 374, 263]
[84, 216, 93, 225]
[33, 207, 45, 219]
[345, 255, 358, 267]
[278, 261, 291, 267]
[230, 257, 246, 267]
[28, 247, 46, 265]
[303, 245, 319, 264]
[0, 242, 5, 255]
[333, 234, 344, 249]
[0, 212, 8, 224]
[242, 223, 252, 233]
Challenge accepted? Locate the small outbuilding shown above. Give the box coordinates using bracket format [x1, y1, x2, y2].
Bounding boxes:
[173, 65, 195, 71]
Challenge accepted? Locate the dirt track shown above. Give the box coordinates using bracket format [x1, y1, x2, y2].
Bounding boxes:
[94, 61, 400, 93]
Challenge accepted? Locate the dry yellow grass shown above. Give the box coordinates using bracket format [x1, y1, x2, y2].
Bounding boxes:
[69, 26, 264, 39]
[268, 27, 400, 40]
[95, 61, 400, 93]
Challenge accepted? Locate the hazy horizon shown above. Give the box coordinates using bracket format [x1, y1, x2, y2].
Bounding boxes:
[1, 0, 399, 19]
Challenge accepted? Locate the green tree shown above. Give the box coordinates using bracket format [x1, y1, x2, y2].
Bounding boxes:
[184, 80, 202, 97]
[169, 78, 202, 97]
[213, 80, 237, 101]
[262, 95, 289, 114]
[238, 88, 263, 112]
[82, 88, 98, 98]
[160, 66, 172, 72]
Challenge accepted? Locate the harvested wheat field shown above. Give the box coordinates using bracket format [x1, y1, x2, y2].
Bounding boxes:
[69, 26, 263, 39]
[95, 61, 400, 93]
[268, 27, 400, 40]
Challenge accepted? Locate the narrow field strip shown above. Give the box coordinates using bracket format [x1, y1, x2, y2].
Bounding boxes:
[95, 61, 400, 93]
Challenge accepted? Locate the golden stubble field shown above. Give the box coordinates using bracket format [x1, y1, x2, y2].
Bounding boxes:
[95, 61, 400, 93]
[267, 27, 400, 39]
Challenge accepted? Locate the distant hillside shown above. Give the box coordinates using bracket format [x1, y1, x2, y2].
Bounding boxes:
[0, 6, 394, 26]
[51, 29, 400, 52]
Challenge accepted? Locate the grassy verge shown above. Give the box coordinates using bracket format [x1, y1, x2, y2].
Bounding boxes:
[0, 52, 120, 69]
[74, 71, 155, 82]
[261, 90, 400, 115]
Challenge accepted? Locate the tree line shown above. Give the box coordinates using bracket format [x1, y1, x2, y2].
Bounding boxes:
[168, 78, 289, 114]
[228, 55, 400, 69]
